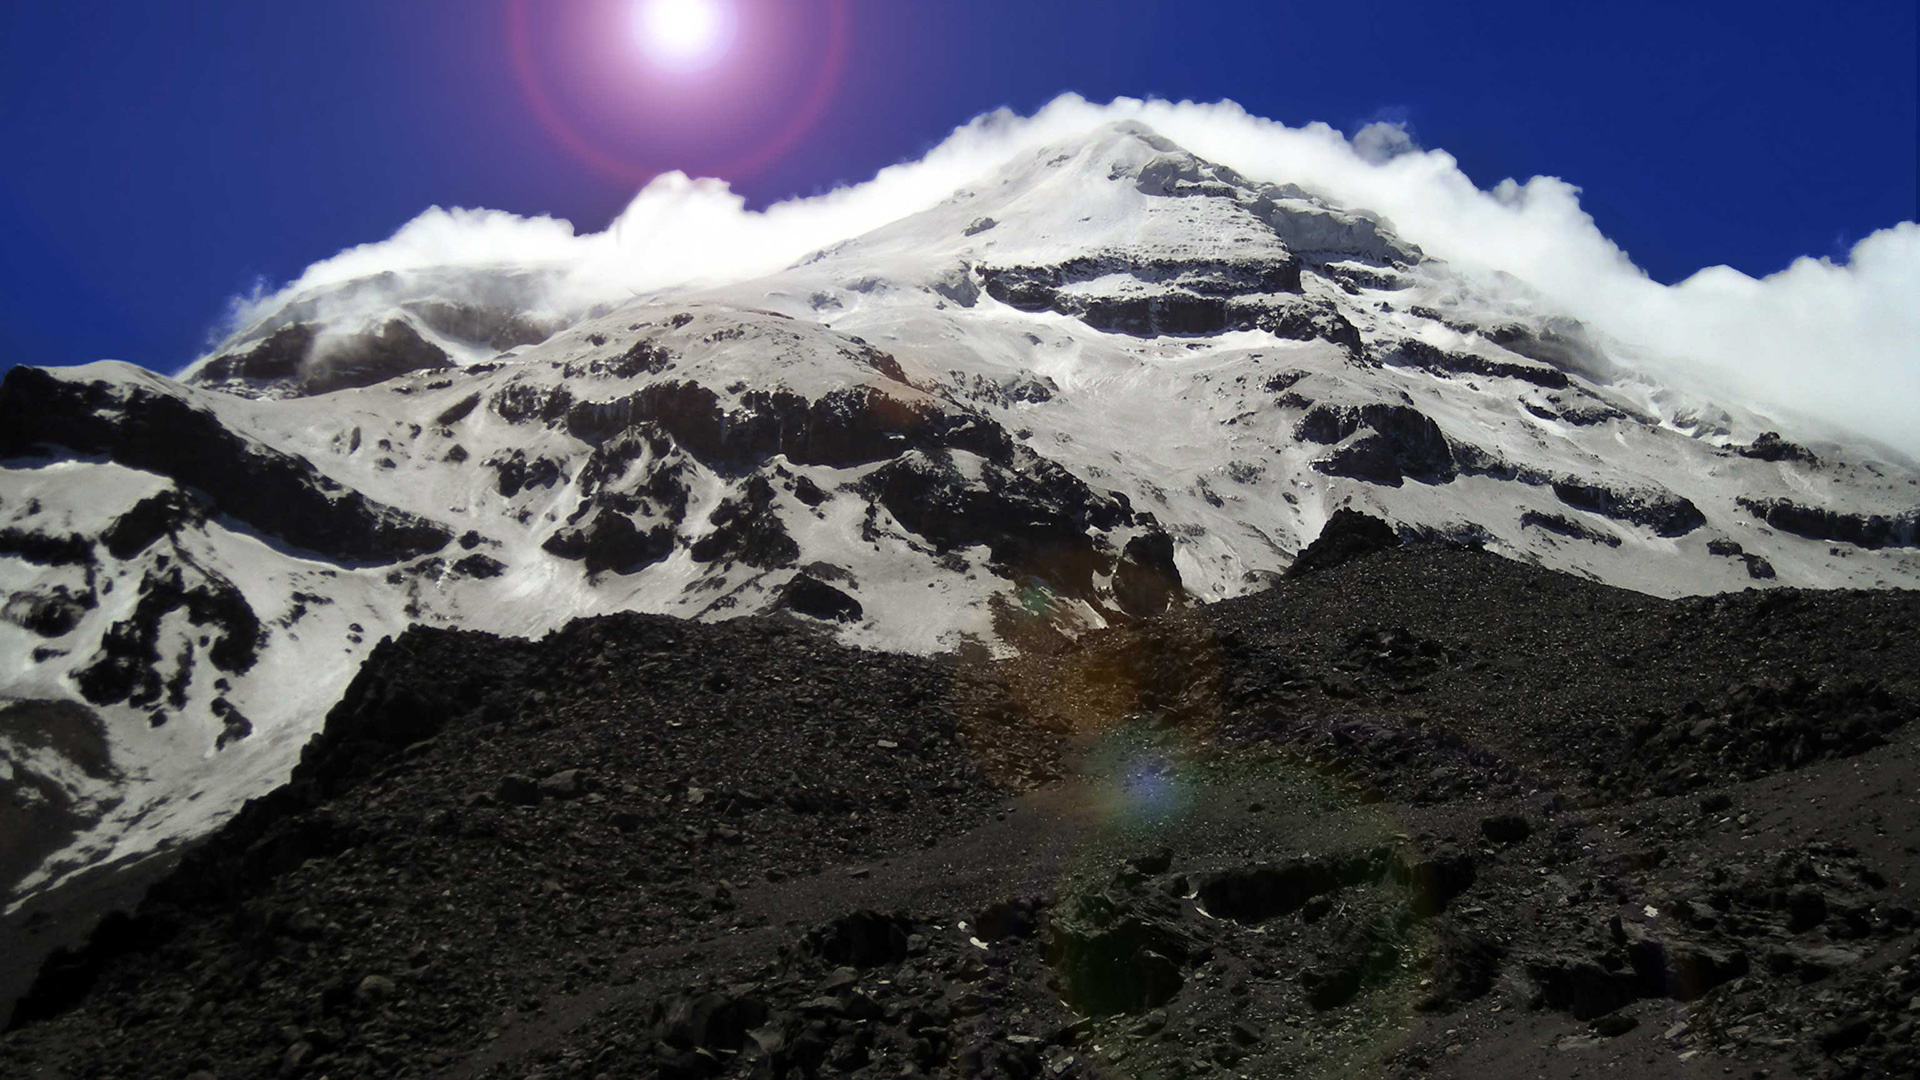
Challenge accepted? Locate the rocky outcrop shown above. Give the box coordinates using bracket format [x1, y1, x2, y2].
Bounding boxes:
[1112, 530, 1184, 618]
[484, 449, 567, 498]
[980, 250, 1302, 337]
[1707, 538, 1777, 579]
[1287, 509, 1402, 578]
[688, 475, 800, 570]
[542, 510, 675, 575]
[191, 320, 454, 397]
[1296, 402, 1455, 486]
[864, 449, 1132, 601]
[0, 368, 451, 564]
[72, 560, 262, 715]
[777, 570, 864, 623]
[0, 529, 93, 567]
[1480, 318, 1615, 382]
[1737, 431, 1818, 464]
[1737, 497, 1918, 549]
[559, 382, 1011, 475]
[1550, 478, 1705, 537]
[1389, 338, 1569, 390]
[1254, 299, 1365, 357]
[101, 488, 208, 559]
[401, 299, 554, 353]
[1521, 509, 1622, 547]
[1, 587, 95, 637]
[977, 254, 1369, 348]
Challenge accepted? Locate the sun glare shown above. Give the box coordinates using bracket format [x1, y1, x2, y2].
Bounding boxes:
[634, 0, 732, 72]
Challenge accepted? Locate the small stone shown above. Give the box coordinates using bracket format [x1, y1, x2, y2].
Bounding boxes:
[1592, 1013, 1638, 1037]
[497, 774, 540, 806]
[1480, 814, 1532, 844]
[820, 967, 859, 992]
[355, 974, 397, 1006]
[1697, 792, 1734, 814]
[1129, 849, 1173, 876]
[1129, 1010, 1168, 1037]
[1785, 890, 1827, 933]
[538, 768, 589, 799]
[1816, 1017, 1872, 1053]
[847, 867, 870, 879]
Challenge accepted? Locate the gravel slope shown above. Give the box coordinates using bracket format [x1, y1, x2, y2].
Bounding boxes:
[3, 528, 1916, 1080]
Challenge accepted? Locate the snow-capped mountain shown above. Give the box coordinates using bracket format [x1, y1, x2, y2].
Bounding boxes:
[4, 120, 1917, 906]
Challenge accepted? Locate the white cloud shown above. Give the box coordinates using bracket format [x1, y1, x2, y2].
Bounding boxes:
[1350, 120, 1417, 165]
[221, 93, 1920, 456]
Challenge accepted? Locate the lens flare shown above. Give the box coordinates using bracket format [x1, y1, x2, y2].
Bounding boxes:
[633, 0, 733, 72]
[506, 0, 851, 184]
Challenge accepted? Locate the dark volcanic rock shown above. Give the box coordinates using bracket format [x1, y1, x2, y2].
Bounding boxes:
[7, 534, 1920, 1080]
[560, 380, 1011, 475]
[3, 611, 1051, 1060]
[1, 587, 95, 638]
[778, 571, 864, 623]
[864, 448, 1130, 602]
[0, 367, 452, 563]
[807, 911, 915, 968]
[1526, 955, 1640, 1020]
[193, 319, 454, 396]
[1112, 529, 1185, 618]
[403, 299, 555, 353]
[1481, 318, 1614, 381]
[1551, 477, 1706, 537]
[1479, 813, 1532, 844]
[1738, 496, 1919, 549]
[1621, 926, 1749, 1002]
[72, 562, 262, 710]
[1297, 402, 1455, 486]
[1738, 431, 1818, 464]
[1520, 509, 1622, 547]
[1287, 509, 1401, 578]
[688, 475, 800, 569]
[485, 449, 567, 498]
[1253, 299, 1366, 357]
[0, 528, 94, 567]
[101, 488, 208, 559]
[1048, 888, 1192, 1015]
[542, 509, 675, 575]
[1390, 337, 1570, 389]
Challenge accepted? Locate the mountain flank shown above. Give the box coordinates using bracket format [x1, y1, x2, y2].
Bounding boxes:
[3, 529, 1916, 1080]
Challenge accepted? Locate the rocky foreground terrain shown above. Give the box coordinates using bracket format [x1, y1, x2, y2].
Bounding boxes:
[2, 516, 1917, 1080]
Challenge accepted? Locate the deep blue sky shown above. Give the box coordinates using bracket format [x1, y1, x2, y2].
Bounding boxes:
[2, 0, 1914, 375]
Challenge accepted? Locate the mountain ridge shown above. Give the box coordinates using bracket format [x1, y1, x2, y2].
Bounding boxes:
[3, 119, 1917, 915]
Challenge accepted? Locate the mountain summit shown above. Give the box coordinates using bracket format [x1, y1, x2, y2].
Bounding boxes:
[3, 121, 1917, 902]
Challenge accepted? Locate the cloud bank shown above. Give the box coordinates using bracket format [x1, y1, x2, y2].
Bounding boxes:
[221, 93, 1920, 456]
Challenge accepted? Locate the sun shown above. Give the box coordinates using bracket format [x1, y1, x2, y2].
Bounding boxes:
[633, 0, 733, 72]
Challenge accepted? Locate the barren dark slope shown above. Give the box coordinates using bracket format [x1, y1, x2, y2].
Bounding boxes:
[3, 530, 1917, 1080]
